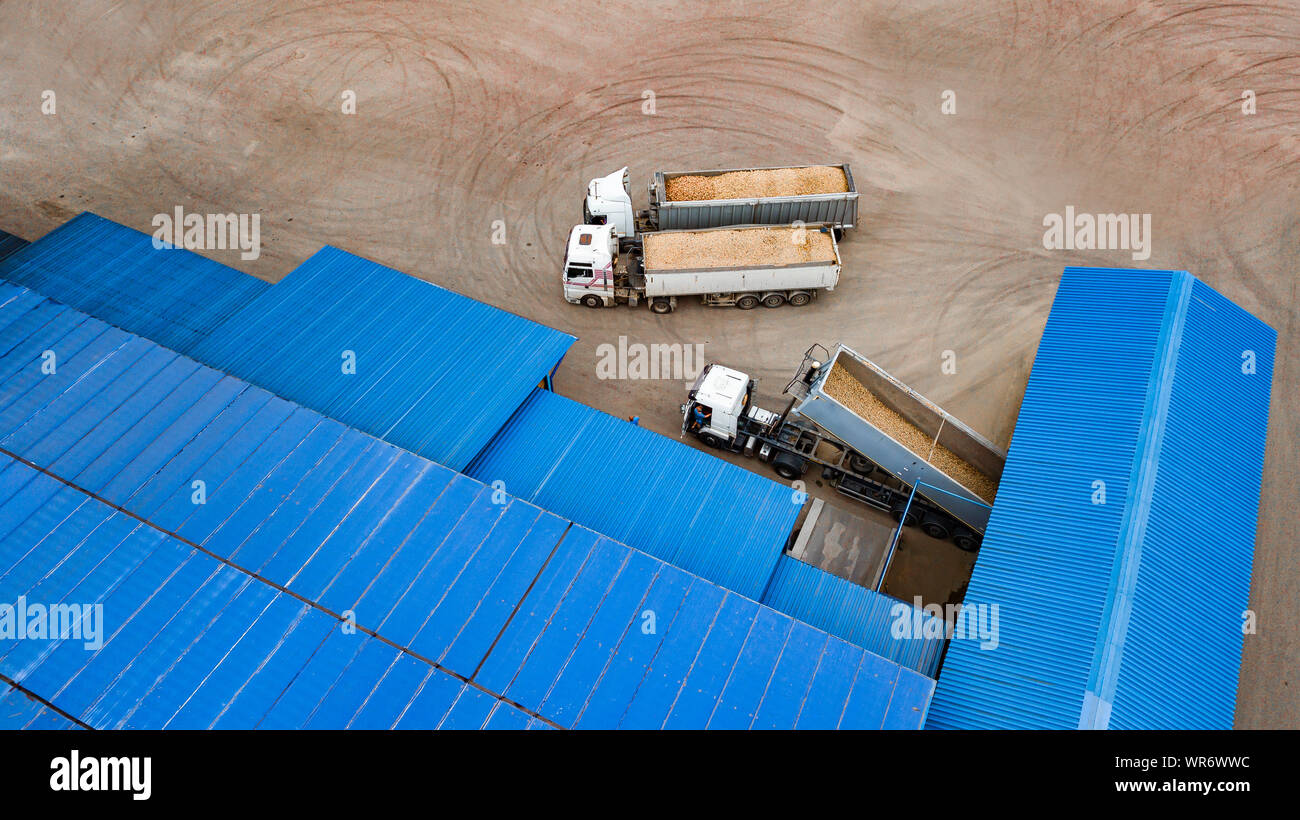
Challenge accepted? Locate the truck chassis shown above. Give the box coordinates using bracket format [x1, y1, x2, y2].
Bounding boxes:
[687, 374, 983, 551]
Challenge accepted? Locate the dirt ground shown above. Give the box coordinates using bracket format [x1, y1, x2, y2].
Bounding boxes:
[1, 1, 1296, 728]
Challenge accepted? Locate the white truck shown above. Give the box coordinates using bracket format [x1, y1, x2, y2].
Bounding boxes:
[562, 222, 841, 313]
[584, 164, 859, 238]
[681, 344, 1006, 551]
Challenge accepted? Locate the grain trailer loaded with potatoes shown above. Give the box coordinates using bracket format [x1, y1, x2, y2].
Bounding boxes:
[583, 164, 860, 239]
[681, 343, 1006, 551]
[561, 223, 842, 313]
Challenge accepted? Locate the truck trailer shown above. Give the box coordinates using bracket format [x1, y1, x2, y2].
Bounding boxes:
[584, 164, 859, 238]
[562, 223, 841, 313]
[681, 343, 1006, 550]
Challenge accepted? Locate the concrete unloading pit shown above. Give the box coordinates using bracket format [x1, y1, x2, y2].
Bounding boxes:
[642, 225, 836, 270]
[664, 166, 849, 201]
[821, 356, 1001, 504]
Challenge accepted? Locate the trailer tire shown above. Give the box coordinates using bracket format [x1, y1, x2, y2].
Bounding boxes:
[847, 451, 873, 474]
[833, 228, 844, 242]
[761, 293, 785, 308]
[650, 298, 673, 314]
[890, 503, 919, 528]
[788, 292, 812, 307]
[581, 295, 603, 308]
[736, 294, 760, 310]
[920, 514, 951, 541]
[952, 530, 980, 552]
[771, 452, 806, 480]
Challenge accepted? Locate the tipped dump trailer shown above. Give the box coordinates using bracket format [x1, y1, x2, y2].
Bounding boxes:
[584, 164, 859, 238]
[797, 345, 1005, 533]
[681, 343, 1006, 550]
[563, 223, 841, 313]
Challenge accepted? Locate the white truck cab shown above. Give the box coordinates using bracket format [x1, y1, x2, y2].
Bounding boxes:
[682, 363, 753, 444]
[562, 223, 618, 307]
[583, 167, 635, 237]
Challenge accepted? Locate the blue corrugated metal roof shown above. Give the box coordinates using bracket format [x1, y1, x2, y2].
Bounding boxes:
[0, 215, 576, 471]
[0, 230, 28, 265]
[927, 268, 1275, 729]
[472, 524, 933, 729]
[467, 388, 803, 601]
[0, 282, 930, 729]
[761, 555, 945, 677]
[190, 245, 575, 470]
[0, 214, 269, 351]
[0, 681, 78, 729]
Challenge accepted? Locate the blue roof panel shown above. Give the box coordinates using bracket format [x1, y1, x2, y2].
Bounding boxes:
[467, 388, 802, 600]
[0, 216, 575, 472]
[0, 283, 928, 729]
[928, 268, 1275, 729]
[188, 245, 575, 470]
[0, 214, 269, 352]
[760, 554, 945, 677]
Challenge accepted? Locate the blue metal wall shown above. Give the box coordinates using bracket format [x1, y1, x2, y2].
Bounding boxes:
[0, 215, 575, 472]
[467, 388, 803, 601]
[0, 230, 28, 265]
[928, 268, 1275, 729]
[0, 282, 931, 729]
[761, 555, 945, 677]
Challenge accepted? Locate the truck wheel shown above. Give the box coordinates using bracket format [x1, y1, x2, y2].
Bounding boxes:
[762, 293, 785, 308]
[581, 295, 603, 308]
[890, 503, 919, 528]
[788, 292, 812, 307]
[650, 298, 673, 314]
[952, 530, 980, 552]
[736, 294, 760, 310]
[833, 228, 844, 242]
[920, 514, 951, 541]
[698, 432, 723, 448]
[847, 452, 873, 474]
[771, 452, 806, 480]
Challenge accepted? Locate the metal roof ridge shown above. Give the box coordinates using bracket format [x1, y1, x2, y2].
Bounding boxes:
[1078, 269, 1193, 729]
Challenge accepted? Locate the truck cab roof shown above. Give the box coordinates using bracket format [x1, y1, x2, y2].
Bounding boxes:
[566, 224, 617, 265]
[587, 167, 632, 207]
[692, 364, 750, 416]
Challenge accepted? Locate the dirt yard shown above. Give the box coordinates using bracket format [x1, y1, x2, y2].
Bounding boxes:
[0, 0, 1295, 728]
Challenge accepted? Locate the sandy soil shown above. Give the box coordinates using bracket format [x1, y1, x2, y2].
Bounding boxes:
[1, 0, 1296, 727]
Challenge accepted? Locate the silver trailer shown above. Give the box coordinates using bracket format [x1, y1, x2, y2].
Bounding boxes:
[641, 224, 841, 308]
[795, 344, 1006, 532]
[649, 164, 859, 233]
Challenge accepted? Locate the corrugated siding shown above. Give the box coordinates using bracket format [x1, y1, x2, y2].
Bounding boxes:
[927, 268, 1274, 729]
[189, 245, 574, 471]
[0, 230, 28, 265]
[0, 215, 575, 472]
[0, 282, 926, 729]
[761, 555, 944, 677]
[0, 213, 269, 351]
[0, 682, 78, 729]
[467, 388, 802, 601]
[1107, 279, 1274, 729]
[475, 526, 934, 729]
